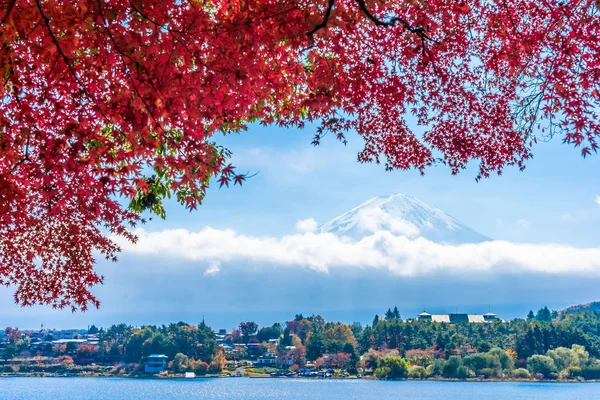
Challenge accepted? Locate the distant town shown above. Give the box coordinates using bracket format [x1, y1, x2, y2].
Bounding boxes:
[2, 305, 600, 381]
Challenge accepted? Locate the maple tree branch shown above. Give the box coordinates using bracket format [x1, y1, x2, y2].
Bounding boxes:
[127, 0, 188, 34]
[306, 0, 335, 44]
[305, 0, 439, 50]
[0, 0, 16, 26]
[9, 125, 31, 174]
[354, 0, 439, 44]
[97, 0, 165, 134]
[259, 5, 299, 21]
[34, 0, 112, 126]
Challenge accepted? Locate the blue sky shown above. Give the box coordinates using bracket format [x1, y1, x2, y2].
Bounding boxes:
[2, 123, 600, 330]
[157, 122, 600, 246]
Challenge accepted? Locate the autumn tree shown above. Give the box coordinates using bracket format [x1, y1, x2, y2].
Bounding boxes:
[239, 321, 259, 344]
[209, 350, 227, 373]
[4, 327, 21, 343]
[1, 0, 598, 309]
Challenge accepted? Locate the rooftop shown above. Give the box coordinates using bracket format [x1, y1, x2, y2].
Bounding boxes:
[147, 354, 168, 359]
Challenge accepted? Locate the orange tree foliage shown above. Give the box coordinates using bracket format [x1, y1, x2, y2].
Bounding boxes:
[0, 0, 598, 309]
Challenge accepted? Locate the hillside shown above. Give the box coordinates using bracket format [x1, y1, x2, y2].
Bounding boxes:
[561, 301, 600, 315]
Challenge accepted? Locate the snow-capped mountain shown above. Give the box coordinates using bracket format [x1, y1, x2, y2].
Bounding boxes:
[317, 193, 491, 244]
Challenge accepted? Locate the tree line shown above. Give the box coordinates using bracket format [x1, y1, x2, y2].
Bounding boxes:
[2, 307, 600, 380]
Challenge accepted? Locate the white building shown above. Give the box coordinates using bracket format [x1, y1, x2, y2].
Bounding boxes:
[255, 352, 277, 366]
[417, 311, 502, 323]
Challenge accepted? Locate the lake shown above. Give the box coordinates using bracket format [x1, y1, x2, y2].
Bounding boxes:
[1, 377, 599, 400]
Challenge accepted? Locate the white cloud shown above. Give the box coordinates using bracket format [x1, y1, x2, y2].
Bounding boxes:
[115, 227, 600, 277]
[295, 218, 318, 233]
[515, 219, 532, 229]
[204, 261, 221, 276]
[596, 195, 600, 206]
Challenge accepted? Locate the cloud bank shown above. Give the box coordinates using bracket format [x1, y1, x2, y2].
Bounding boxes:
[114, 222, 600, 277]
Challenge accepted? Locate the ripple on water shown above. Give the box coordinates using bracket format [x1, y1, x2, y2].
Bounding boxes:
[1, 378, 600, 400]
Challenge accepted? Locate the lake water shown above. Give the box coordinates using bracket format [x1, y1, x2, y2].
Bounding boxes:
[1, 377, 599, 400]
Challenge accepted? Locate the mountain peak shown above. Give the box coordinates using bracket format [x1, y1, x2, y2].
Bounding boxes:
[317, 192, 490, 244]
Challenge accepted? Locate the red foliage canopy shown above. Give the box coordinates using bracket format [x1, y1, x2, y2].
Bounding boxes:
[0, 0, 598, 310]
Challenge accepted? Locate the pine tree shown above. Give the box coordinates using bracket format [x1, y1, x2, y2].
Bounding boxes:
[373, 315, 380, 327]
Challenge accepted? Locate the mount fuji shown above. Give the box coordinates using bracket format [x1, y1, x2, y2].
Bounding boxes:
[317, 193, 491, 244]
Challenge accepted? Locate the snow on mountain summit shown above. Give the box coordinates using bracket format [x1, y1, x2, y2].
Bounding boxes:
[317, 193, 491, 244]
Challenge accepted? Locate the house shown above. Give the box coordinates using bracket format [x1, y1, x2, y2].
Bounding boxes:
[417, 311, 502, 323]
[246, 343, 263, 357]
[255, 352, 277, 366]
[51, 339, 89, 348]
[144, 354, 168, 373]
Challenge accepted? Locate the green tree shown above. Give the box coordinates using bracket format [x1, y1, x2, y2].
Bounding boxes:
[256, 323, 282, 343]
[408, 365, 427, 379]
[306, 328, 326, 361]
[281, 327, 292, 347]
[375, 355, 409, 380]
[536, 307, 553, 322]
[488, 348, 514, 370]
[546, 345, 589, 372]
[442, 356, 462, 378]
[527, 354, 556, 378]
[372, 315, 380, 327]
[170, 353, 189, 373]
[66, 342, 77, 354]
[1, 344, 17, 361]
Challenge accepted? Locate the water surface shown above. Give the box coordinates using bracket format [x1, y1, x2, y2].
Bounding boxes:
[1, 377, 599, 400]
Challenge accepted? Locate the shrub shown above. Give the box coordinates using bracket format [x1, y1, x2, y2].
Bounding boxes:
[547, 372, 559, 380]
[189, 359, 209, 375]
[442, 356, 462, 378]
[564, 366, 582, 379]
[527, 355, 556, 378]
[582, 365, 600, 380]
[57, 355, 74, 366]
[512, 368, 531, 379]
[374, 356, 409, 380]
[209, 351, 226, 373]
[488, 348, 514, 370]
[479, 368, 497, 379]
[169, 353, 189, 373]
[463, 354, 487, 374]
[361, 350, 381, 370]
[457, 366, 474, 379]
[408, 365, 427, 379]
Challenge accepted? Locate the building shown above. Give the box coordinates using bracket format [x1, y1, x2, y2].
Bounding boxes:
[417, 311, 502, 323]
[255, 352, 277, 366]
[246, 342, 263, 357]
[144, 354, 169, 373]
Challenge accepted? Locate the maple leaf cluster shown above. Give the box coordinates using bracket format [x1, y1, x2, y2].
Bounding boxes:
[0, 0, 598, 310]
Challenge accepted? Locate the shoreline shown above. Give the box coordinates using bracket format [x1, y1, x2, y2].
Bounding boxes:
[1, 372, 597, 384]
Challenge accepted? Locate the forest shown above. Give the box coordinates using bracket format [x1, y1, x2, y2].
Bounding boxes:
[3, 307, 600, 380]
